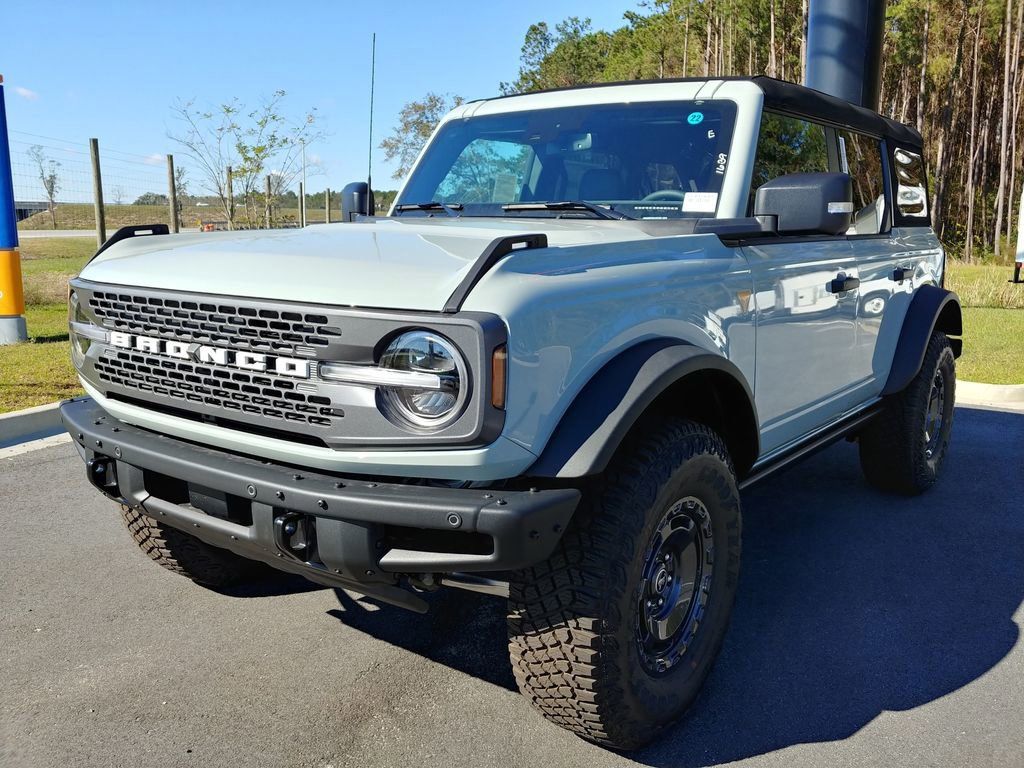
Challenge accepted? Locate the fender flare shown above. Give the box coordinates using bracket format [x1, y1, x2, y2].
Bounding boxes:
[881, 284, 963, 396]
[527, 339, 759, 479]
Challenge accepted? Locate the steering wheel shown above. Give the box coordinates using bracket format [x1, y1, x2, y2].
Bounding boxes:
[641, 189, 687, 202]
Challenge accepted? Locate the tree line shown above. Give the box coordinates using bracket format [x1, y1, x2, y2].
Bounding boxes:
[383, 0, 1023, 261]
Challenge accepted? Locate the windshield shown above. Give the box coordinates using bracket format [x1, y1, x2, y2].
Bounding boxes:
[395, 100, 737, 220]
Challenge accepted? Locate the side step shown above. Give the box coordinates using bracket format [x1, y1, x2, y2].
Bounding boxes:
[739, 405, 881, 490]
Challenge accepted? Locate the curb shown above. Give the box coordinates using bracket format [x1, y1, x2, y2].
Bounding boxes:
[0, 402, 64, 449]
[957, 379, 1024, 408]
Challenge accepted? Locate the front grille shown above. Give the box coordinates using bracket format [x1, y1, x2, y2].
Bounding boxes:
[73, 279, 500, 449]
[95, 349, 335, 429]
[88, 290, 343, 356]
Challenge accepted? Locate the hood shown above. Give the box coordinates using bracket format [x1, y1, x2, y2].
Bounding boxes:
[78, 218, 683, 311]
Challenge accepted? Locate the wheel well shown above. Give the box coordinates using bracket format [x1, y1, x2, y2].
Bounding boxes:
[935, 298, 963, 337]
[526, 342, 761, 480]
[629, 369, 759, 478]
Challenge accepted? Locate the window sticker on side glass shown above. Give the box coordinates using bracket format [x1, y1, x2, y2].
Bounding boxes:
[682, 192, 718, 213]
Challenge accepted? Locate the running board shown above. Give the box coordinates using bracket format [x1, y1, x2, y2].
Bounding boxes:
[738, 405, 882, 490]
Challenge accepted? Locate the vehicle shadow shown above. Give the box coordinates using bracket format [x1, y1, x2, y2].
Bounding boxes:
[327, 588, 516, 691]
[636, 404, 1023, 766]
[215, 570, 327, 599]
[302, 405, 1021, 764]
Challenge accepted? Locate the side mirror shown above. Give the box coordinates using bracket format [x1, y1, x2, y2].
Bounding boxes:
[754, 172, 853, 235]
[341, 181, 376, 222]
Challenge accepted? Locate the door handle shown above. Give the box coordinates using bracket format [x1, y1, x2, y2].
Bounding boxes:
[891, 265, 913, 283]
[827, 274, 860, 293]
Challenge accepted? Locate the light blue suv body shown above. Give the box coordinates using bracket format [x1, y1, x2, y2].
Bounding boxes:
[61, 78, 962, 742]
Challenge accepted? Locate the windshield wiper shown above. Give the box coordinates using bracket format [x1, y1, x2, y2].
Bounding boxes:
[393, 201, 463, 218]
[502, 201, 633, 220]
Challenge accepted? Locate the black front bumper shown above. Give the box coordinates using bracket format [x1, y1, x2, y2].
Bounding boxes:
[61, 398, 579, 612]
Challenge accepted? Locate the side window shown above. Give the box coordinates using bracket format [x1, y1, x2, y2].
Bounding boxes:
[892, 148, 928, 220]
[837, 130, 887, 235]
[749, 113, 829, 210]
[435, 139, 534, 204]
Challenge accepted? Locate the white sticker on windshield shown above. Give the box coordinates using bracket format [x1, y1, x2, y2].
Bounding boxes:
[492, 173, 520, 202]
[682, 192, 718, 213]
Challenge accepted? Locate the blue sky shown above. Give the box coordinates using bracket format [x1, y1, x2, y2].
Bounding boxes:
[3, 0, 630, 196]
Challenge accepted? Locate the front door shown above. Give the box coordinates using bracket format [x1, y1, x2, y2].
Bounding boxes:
[743, 111, 873, 454]
[745, 239, 861, 454]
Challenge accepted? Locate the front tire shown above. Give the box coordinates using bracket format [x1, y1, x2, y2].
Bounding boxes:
[859, 331, 956, 495]
[121, 505, 260, 588]
[507, 420, 741, 749]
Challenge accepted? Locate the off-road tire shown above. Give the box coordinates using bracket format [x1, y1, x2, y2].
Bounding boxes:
[121, 504, 259, 588]
[859, 331, 956, 495]
[507, 420, 742, 750]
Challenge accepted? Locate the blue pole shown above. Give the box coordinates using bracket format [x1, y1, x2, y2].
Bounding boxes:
[0, 76, 17, 248]
[0, 73, 28, 344]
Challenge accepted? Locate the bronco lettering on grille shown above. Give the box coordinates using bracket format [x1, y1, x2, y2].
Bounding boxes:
[108, 332, 310, 379]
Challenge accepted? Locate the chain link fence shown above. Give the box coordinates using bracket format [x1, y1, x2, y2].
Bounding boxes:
[9, 130, 346, 239]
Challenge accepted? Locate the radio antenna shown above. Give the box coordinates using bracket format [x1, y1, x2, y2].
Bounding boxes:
[367, 32, 376, 213]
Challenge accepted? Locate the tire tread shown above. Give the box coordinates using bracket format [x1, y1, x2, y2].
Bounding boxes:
[120, 504, 256, 587]
[508, 420, 737, 748]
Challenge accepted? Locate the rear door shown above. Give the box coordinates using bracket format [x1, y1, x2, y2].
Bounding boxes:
[838, 128, 912, 396]
[845, 143, 943, 396]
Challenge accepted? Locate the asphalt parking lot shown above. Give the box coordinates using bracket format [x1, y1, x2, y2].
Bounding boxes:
[1, 404, 1022, 768]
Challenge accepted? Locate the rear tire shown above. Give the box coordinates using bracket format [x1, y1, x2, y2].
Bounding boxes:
[507, 420, 741, 750]
[859, 331, 956, 495]
[121, 504, 260, 588]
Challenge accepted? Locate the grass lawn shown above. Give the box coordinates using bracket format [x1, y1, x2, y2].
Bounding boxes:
[1, 238, 1021, 414]
[0, 303, 81, 412]
[945, 261, 1024, 310]
[0, 238, 91, 412]
[20, 203, 168, 230]
[958, 307, 1024, 385]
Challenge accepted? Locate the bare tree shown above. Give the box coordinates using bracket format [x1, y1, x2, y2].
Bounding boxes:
[169, 91, 324, 229]
[111, 185, 125, 206]
[27, 145, 61, 229]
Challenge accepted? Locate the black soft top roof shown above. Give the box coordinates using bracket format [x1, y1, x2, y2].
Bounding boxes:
[751, 77, 922, 149]
[478, 76, 923, 151]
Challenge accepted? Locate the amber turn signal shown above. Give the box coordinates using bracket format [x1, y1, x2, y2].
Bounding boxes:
[491, 344, 507, 409]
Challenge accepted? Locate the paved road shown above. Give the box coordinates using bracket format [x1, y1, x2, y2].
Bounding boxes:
[2, 405, 1022, 768]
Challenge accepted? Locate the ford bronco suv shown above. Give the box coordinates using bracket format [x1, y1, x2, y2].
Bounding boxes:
[61, 77, 961, 749]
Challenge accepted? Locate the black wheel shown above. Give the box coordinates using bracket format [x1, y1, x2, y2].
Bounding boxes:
[859, 331, 956, 495]
[507, 420, 741, 750]
[121, 504, 260, 588]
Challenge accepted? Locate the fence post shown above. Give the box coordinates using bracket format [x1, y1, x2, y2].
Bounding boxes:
[265, 175, 272, 229]
[325, 187, 331, 224]
[0, 74, 27, 345]
[226, 165, 234, 230]
[166, 154, 179, 234]
[90, 138, 106, 247]
[299, 182, 305, 227]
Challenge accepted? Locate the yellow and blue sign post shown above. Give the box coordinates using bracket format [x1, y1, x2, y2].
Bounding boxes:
[0, 74, 28, 344]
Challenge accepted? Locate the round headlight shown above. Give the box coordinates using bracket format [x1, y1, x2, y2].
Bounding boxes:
[377, 331, 468, 431]
[69, 291, 91, 368]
